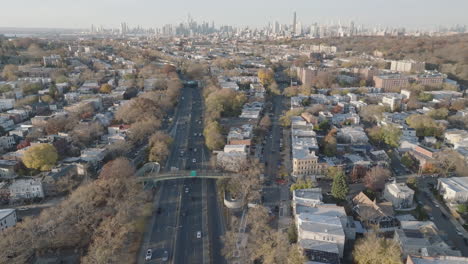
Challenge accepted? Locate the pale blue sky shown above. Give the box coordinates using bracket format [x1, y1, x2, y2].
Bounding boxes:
[1, 0, 467, 29]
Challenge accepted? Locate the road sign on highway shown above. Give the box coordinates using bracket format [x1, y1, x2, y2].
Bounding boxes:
[191, 170, 197, 176]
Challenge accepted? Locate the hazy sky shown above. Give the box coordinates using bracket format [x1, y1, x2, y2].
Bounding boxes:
[1, 0, 467, 29]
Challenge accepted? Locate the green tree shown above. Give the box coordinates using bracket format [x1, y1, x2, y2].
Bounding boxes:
[48, 84, 58, 99]
[406, 114, 444, 137]
[279, 108, 304, 127]
[457, 204, 468, 214]
[401, 153, 415, 168]
[382, 125, 402, 148]
[326, 166, 343, 180]
[290, 179, 315, 192]
[22, 143, 58, 171]
[427, 107, 449, 120]
[0, 84, 13, 93]
[353, 232, 403, 264]
[418, 92, 433, 102]
[331, 170, 348, 200]
[316, 120, 331, 131]
[367, 125, 401, 148]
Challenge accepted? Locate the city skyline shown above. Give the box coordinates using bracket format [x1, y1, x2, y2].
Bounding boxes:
[1, 0, 468, 29]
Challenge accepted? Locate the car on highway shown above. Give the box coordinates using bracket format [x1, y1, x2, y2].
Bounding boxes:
[194, 133, 197, 136]
[185, 187, 189, 193]
[197, 231, 202, 238]
[194, 148, 197, 152]
[162, 250, 169, 261]
[198, 133, 202, 137]
[145, 249, 152, 260]
[456, 229, 463, 236]
[435, 203, 440, 208]
[192, 158, 196, 163]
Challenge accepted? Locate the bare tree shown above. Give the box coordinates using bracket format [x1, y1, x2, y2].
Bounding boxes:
[259, 115, 272, 130]
[306, 104, 325, 115]
[364, 166, 392, 191]
[129, 117, 161, 143]
[70, 122, 104, 147]
[226, 159, 264, 203]
[115, 97, 163, 124]
[434, 150, 468, 177]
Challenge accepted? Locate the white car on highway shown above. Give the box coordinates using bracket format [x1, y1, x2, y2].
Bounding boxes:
[145, 249, 152, 260]
[197, 231, 202, 238]
[192, 158, 196, 163]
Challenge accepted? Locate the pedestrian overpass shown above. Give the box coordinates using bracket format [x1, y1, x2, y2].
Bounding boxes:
[138, 170, 236, 186]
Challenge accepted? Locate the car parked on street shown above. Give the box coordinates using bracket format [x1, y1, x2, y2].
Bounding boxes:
[162, 250, 169, 261]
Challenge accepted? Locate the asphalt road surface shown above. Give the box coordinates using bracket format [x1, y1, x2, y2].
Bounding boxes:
[417, 178, 468, 256]
[141, 85, 226, 264]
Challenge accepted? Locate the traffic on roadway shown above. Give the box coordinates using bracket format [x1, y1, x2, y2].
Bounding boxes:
[139, 83, 226, 264]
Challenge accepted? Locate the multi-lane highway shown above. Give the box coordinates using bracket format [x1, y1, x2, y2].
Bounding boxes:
[140, 84, 226, 264]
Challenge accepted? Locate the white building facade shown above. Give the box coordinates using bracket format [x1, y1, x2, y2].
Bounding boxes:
[383, 182, 414, 209]
[0, 209, 17, 231]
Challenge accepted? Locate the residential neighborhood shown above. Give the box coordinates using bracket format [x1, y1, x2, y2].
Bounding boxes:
[0, 3, 468, 264]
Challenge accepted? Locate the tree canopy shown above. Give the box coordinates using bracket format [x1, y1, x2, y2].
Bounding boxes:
[22, 143, 58, 171]
[331, 169, 348, 200]
[353, 232, 402, 264]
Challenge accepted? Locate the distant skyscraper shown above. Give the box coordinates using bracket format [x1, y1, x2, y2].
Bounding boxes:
[120, 22, 127, 35]
[292, 12, 297, 34]
[274, 21, 280, 34]
[350, 21, 355, 36]
[295, 21, 302, 35]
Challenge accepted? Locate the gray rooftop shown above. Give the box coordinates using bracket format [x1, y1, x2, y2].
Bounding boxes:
[0, 209, 15, 220]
